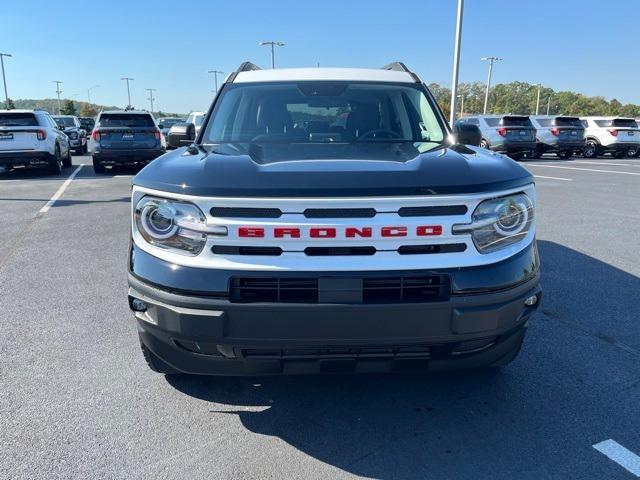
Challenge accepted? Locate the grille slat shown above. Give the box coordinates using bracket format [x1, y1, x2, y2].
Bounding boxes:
[230, 275, 450, 304]
[304, 208, 377, 218]
[210, 207, 282, 218]
[398, 205, 468, 217]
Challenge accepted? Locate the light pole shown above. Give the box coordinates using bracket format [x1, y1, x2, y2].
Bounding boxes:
[481, 56, 502, 114]
[0, 52, 12, 109]
[52, 80, 63, 114]
[87, 85, 99, 104]
[457, 94, 465, 117]
[448, 0, 464, 126]
[208, 70, 224, 93]
[146, 88, 156, 113]
[121, 77, 134, 108]
[259, 41, 285, 69]
[534, 83, 542, 115]
[547, 95, 552, 115]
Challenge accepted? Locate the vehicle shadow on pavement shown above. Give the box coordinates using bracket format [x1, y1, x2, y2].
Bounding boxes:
[166, 240, 640, 479]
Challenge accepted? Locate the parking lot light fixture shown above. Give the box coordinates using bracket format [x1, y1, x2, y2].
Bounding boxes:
[0, 52, 12, 109]
[547, 95, 552, 115]
[146, 88, 156, 113]
[448, 0, 464, 125]
[121, 77, 134, 109]
[533, 83, 542, 115]
[87, 85, 100, 104]
[259, 41, 285, 69]
[456, 94, 465, 117]
[481, 56, 502, 114]
[208, 70, 224, 93]
[52, 80, 63, 115]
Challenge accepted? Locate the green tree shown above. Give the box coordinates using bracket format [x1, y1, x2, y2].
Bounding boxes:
[5, 98, 15, 109]
[61, 99, 77, 115]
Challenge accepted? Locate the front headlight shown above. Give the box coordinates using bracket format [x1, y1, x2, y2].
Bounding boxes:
[134, 196, 207, 255]
[453, 193, 534, 253]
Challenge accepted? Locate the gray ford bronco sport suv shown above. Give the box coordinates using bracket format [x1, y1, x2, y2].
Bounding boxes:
[128, 62, 540, 376]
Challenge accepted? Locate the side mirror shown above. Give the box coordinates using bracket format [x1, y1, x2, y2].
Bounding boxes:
[453, 123, 481, 147]
[167, 123, 196, 148]
[157, 124, 164, 129]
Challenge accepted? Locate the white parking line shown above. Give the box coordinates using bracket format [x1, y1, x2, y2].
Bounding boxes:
[593, 439, 640, 477]
[533, 175, 572, 181]
[570, 161, 640, 167]
[526, 164, 640, 176]
[39, 164, 84, 213]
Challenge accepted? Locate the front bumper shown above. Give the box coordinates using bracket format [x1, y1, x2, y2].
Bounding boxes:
[93, 148, 164, 165]
[128, 243, 541, 375]
[0, 150, 52, 169]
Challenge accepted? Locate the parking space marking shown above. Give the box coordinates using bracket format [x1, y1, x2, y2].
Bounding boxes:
[526, 164, 640, 176]
[533, 175, 572, 181]
[570, 161, 640, 167]
[593, 439, 640, 477]
[39, 164, 84, 213]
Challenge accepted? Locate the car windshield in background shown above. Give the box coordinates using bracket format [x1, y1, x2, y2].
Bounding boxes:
[98, 114, 154, 127]
[202, 81, 446, 145]
[160, 118, 183, 127]
[594, 119, 639, 128]
[53, 117, 76, 127]
[554, 117, 583, 127]
[0, 113, 38, 127]
[193, 115, 204, 126]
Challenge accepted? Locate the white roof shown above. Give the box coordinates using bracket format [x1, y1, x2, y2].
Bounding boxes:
[233, 67, 416, 84]
[0, 109, 41, 114]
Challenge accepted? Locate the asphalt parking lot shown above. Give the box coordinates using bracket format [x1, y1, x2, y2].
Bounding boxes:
[1, 154, 639, 480]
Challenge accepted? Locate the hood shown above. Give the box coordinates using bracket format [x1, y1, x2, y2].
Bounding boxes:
[133, 142, 533, 197]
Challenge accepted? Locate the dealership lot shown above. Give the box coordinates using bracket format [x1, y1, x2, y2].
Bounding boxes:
[1, 155, 639, 479]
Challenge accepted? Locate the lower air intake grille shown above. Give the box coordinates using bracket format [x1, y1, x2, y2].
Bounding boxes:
[230, 275, 450, 304]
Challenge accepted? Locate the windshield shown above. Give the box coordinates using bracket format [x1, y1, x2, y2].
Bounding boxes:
[201, 81, 446, 145]
[0, 113, 38, 126]
[159, 118, 183, 127]
[97, 113, 155, 127]
[53, 117, 76, 127]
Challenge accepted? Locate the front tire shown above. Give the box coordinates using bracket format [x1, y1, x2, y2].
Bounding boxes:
[480, 139, 490, 150]
[556, 150, 572, 159]
[48, 145, 63, 175]
[613, 150, 626, 159]
[508, 152, 523, 161]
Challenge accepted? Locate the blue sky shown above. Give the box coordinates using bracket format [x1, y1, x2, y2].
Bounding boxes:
[2, 0, 637, 113]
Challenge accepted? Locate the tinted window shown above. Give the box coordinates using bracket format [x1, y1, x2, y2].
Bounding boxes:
[484, 118, 500, 127]
[612, 119, 638, 128]
[501, 116, 532, 127]
[203, 81, 445, 144]
[159, 118, 183, 127]
[53, 117, 76, 127]
[594, 120, 611, 128]
[0, 112, 38, 126]
[553, 117, 583, 127]
[98, 113, 154, 127]
[535, 118, 552, 127]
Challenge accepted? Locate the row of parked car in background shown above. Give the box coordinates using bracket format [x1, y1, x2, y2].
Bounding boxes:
[455, 114, 640, 160]
[2, 103, 639, 177]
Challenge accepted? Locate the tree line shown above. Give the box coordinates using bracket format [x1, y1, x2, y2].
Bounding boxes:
[428, 81, 640, 119]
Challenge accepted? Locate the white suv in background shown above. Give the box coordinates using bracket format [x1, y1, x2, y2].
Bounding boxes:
[185, 111, 205, 136]
[581, 117, 640, 158]
[0, 109, 72, 174]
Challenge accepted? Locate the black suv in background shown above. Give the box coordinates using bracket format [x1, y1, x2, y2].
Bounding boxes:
[79, 117, 95, 135]
[89, 111, 165, 173]
[52, 115, 87, 154]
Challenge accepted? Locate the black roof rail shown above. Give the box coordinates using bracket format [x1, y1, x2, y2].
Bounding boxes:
[381, 62, 420, 83]
[227, 61, 261, 83]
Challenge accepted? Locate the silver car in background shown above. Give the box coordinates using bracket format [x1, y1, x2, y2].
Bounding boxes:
[527, 116, 585, 159]
[456, 115, 536, 161]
